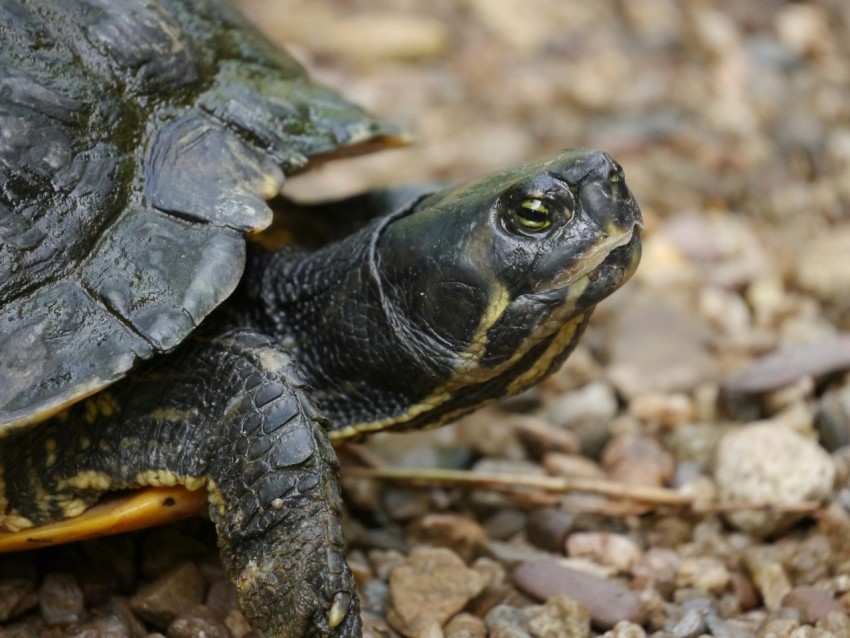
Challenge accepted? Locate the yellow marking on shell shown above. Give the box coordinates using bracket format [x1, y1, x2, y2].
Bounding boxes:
[79, 436, 91, 451]
[44, 438, 57, 469]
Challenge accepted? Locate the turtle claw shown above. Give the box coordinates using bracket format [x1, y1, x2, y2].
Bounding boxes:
[328, 592, 351, 629]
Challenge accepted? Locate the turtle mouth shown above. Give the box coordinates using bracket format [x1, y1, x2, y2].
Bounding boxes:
[533, 224, 641, 297]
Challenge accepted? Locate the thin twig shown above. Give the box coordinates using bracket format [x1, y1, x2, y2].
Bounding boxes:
[343, 466, 823, 515]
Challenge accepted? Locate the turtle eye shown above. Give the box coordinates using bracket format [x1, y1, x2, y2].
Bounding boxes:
[512, 197, 573, 235]
[517, 199, 552, 231]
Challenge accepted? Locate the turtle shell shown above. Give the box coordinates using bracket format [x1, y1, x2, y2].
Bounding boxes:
[0, 0, 403, 429]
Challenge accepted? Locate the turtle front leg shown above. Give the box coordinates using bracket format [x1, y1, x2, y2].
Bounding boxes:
[205, 333, 360, 637]
[0, 329, 360, 638]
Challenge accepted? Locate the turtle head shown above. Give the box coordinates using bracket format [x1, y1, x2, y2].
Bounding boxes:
[262, 149, 641, 437]
[334, 149, 642, 427]
[373, 148, 642, 390]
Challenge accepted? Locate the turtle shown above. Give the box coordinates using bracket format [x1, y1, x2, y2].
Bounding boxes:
[0, 1, 642, 636]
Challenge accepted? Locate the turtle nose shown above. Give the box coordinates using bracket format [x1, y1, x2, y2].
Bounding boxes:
[578, 151, 642, 232]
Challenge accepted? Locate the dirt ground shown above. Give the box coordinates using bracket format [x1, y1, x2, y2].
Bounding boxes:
[4, 1, 850, 637]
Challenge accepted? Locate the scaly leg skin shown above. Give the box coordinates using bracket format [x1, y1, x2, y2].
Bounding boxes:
[0, 328, 359, 638]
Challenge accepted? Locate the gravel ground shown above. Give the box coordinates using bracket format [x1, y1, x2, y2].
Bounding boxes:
[4, 1, 850, 637]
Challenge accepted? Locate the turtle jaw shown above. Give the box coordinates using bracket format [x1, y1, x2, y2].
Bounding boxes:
[533, 224, 641, 298]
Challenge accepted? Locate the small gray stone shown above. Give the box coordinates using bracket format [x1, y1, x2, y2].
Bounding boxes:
[64, 613, 132, 638]
[166, 605, 230, 638]
[0, 578, 36, 622]
[525, 509, 577, 554]
[476, 540, 553, 568]
[815, 384, 850, 451]
[38, 573, 85, 626]
[513, 561, 643, 629]
[129, 562, 205, 629]
[721, 335, 850, 396]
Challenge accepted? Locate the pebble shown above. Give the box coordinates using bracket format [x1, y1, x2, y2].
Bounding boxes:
[38, 573, 85, 626]
[140, 528, 212, 580]
[544, 381, 618, 428]
[565, 532, 642, 574]
[795, 231, 850, 329]
[542, 452, 606, 480]
[631, 548, 681, 597]
[386, 548, 488, 638]
[512, 416, 580, 459]
[128, 562, 205, 629]
[600, 621, 647, 638]
[512, 561, 643, 629]
[745, 551, 793, 611]
[524, 510, 576, 554]
[714, 423, 836, 536]
[675, 556, 731, 595]
[606, 294, 717, 399]
[817, 611, 850, 635]
[601, 432, 675, 487]
[0, 579, 36, 622]
[664, 597, 711, 637]
[224, 608, 252, 638]
[629, 392, 695, 429]
[720, 335, 850, 396]
[483, 604, 533, 638]
[405, 514, 488, 563]
[444, 612, 487, 638]
[482, 509, 527, 541]
[526, 595, 590, 638]
[781, 587, 844, 625]
[64, 613, 132, 638]
[166, 605, 230, 638]
[815, 384, 850, 451]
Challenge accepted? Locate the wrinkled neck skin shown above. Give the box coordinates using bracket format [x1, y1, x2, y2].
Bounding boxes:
[235, 204, 594, 441]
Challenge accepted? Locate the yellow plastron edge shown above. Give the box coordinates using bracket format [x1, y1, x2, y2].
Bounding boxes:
[0, 486, 207, 552]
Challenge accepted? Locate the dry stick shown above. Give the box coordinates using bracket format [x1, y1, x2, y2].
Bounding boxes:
[343, 466, 822, 514]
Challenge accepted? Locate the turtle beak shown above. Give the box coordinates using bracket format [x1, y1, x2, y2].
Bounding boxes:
[578, 151, 643, 234]
[534, 151, 642, 295]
